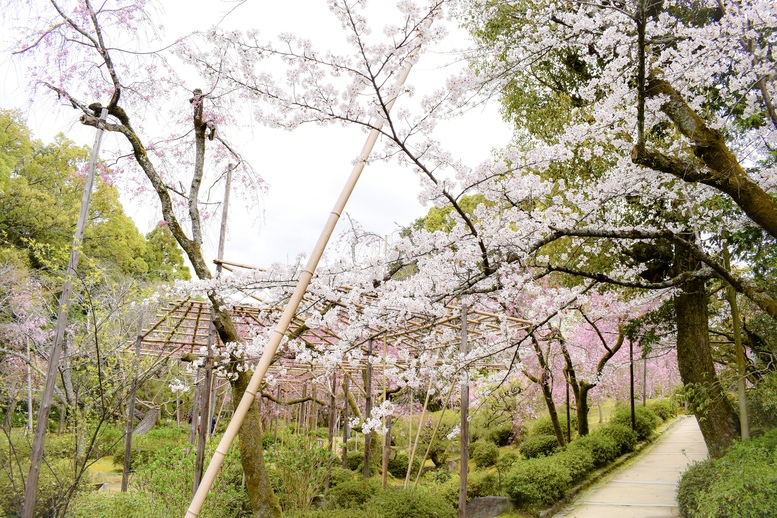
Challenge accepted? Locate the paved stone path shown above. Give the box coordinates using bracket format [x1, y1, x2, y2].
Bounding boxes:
[554, 415, 708, 518]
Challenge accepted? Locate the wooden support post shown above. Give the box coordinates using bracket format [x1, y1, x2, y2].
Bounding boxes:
[342, 375, 350, 469]
[630, 339, 636, 432]
[122, 312, 144, 492]
[459, 304, 469, 518]
[326, 372, 337, 490]
[364, 338, 373, 479]
[23, 108, 108, 518]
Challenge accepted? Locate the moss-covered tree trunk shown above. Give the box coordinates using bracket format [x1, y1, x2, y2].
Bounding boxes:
[675, 276, 739, 458]
[232, 370, 281, 517]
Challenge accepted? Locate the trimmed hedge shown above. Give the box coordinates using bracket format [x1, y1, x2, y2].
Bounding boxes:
[647, 399, 677, 421]
[610, 406, 660, 441]
[519, 434, 560, 459]
[387, 452, 421, 479]
[570, 432, 619, 467]
[505, 456, 573, 508]
[599, 423, 638, 455]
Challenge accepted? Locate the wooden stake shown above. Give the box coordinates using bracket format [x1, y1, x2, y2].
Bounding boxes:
[22, 108, 108, 518]
[459, 304, 469, 518]
[122, 311, 145, 492]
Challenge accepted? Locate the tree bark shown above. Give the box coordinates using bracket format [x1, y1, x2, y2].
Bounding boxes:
[675, 276, 739, 457]
[232, 371, 281, 517]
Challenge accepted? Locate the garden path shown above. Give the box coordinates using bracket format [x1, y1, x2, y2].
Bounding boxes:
[554, 415, 708, 518]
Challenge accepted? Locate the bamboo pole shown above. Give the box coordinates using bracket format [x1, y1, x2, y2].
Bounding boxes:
[185, 32, 425, 516]
[404, 374, 435, 488]
[459, 304, 469, 518]
[22, 108, 108, 518]
[342, 375, 350, 469]
[364, 338, 373, 479]
[413, 381, 456, 488]
[122, 311, 145, 492]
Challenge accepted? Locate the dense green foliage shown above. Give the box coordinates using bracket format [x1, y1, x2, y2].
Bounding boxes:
[519, 434, 559, 459]
[610, 406, 660, 441]
[677, 429, 777, 517]
[469, 440, 499, 468]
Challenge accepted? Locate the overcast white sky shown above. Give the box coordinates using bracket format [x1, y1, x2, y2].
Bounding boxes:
[0, 1, 512, 272]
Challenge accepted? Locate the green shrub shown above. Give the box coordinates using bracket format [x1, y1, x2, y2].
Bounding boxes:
[266, 435, 333, 512]
[326, 477, 381, 509]
[470, 441, 499, 469]
[486, 425, 513, 446]
[677, 459, 718, 517]
[67, 491, 161, 518]
[293, 509, 383, 518]
[599, 424, 638, 455]
[467, 470, 501, 498]
[112, 426, 188, 470]
[505, 456, 573, 508]
[610, 406, 660, 441]
[365, 487, 457, 518]
[529, 414, 576, 437]
[346, 450, 363, 471]
[134, 442, 250, 517]
[387, 452, 421, 479]
[554, 447, 595, 482]
[519, 434, 559, 459]
[329, 466, 356, 487]
[677, 429, 777, 518]
[647, 399, 677, 421]
[569, 432, 619, 467]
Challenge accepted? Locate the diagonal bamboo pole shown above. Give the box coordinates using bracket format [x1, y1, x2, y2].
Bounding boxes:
[22, 108, 109, 518]
[185, 30, 428, 517]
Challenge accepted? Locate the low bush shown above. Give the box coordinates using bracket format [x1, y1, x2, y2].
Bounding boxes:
[467, 470, 501, 499]
[519, 434, 559, 459]
[599, 423, 638, 455]
[570, 432, 619, 467]
[326, 477, 381, 509]
[554, 447, 595, 483]
[365, 486, 457, 518]
[610, 406, 660, 441]
[470, 441, 499, 468]
[67, 491, 161, 518]
[505, 456, 573, 508]
[329, 466, 356, 487]
[677, 429, 777, 518]
[387, 452, 421, 479]
[647, 399, 677, 421]
[345, 450, 363, 471]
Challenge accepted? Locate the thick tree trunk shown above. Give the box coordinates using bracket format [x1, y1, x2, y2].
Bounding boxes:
[232, 371, 281, 518]
[675, 277, 739, 457]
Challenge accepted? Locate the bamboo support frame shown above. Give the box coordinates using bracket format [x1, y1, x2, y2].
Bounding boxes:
[185, 33, 424, 516]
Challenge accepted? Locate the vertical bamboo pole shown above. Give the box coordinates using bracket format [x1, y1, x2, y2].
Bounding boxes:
[186, 30, 426, 516]
[325, 372, 337, 490]
[459, 305, 469, 518]
[122, 312, 145, 492]
[26, 337, 33, 433]
[22, 108, 108, 518]
[364, 338, 373, 479]
[342, 374, 350, 469]
[381, 337, 390, 489]
[413, 382, 456, 488]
